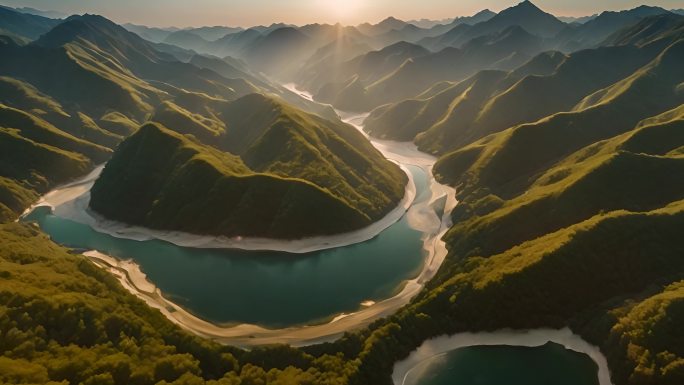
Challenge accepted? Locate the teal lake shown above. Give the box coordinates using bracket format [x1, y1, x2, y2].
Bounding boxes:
[25, 165, 430, 328]
[402, 343, 600, 385]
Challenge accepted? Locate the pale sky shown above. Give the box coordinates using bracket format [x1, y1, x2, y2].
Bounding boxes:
[2, 0, 682, 27]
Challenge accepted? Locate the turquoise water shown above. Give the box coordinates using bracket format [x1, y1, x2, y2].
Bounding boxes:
[25, 165, 430, 328]
[403, 343, 600, 385]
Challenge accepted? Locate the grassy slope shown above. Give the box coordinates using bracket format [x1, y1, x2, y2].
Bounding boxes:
[336, 38, 684, 385]
[149, 93, 407, 224]
[435, 39, 684, 198]
[366, 41, 663, 155]
[0, 102, 115, 220]
[89, 123, 382, 238]
[363, 50, 567, 142]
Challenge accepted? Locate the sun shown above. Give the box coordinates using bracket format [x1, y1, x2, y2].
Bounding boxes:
[316, 0, 364, 22]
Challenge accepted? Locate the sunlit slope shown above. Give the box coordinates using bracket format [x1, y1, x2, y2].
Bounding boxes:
[363, 50, 567, 142]
[434, 39, 684, 198]
[344, 41, 684, 385]
[439, 127, 684, 259]
[89, 123, 394, 238]
[348, 104, 684, 385]
[0, 103, 113, 221]
[366, 38, 666, 154]
[312, 26, 548, 112]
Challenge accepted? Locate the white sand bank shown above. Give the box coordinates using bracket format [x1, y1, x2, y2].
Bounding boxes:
[34, 162, 416, 254]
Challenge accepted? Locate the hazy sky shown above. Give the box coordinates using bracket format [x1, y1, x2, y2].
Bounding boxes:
[2, 0, 683, 27]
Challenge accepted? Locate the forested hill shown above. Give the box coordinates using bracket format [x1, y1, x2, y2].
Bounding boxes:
[90, 121, 404, 239]
[1, 2, 684, 385]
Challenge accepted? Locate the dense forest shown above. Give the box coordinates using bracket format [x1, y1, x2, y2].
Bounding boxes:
[1, 1, 684, 385]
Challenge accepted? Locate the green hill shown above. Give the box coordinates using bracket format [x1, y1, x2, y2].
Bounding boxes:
[90, 122, 404, 238]
[314, 26, 547, 112]
[0, 103, 113, 221]
[338, 40, 684, 385]
[434, 39, 684, 197]
[366, 40, 663, 154]
[148, 93, 407, 219]
[3, 7, 684, 385]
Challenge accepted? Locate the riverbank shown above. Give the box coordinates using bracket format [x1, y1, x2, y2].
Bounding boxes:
[79, 155, 456, 346]
[23, 83, 457, 346]
[31, 162, 416, 254]
[392, 329, 613, 385]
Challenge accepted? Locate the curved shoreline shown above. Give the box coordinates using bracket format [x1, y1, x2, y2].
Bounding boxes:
[78, 156, 456, 346]
[23, 85, 457, 347]
[29, 162, 416, 254]
[392, 329, 613, 385]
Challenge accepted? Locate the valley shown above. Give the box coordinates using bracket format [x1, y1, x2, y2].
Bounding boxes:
[1, 1, 683, 385]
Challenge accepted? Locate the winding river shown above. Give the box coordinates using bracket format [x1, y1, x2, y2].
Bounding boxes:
[22, 84, 610, 384]
[22, 86, 457, 346]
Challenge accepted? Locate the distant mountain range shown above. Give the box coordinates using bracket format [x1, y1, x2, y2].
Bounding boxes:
[0, 8, 403, 236]
[1, 2, 684, 385]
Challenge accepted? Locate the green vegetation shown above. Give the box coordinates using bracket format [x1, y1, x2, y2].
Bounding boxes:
[2, 4, 684, 385]
[90, 120, 405, 238]
[0, 221, 359, 385]
[366, 40, 664, 154]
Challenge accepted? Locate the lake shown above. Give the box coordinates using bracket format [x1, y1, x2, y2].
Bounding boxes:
[24, 164, 430, 328]
[402, 342, 600, 385]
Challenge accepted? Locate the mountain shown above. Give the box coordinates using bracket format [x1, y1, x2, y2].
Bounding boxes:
[314, 26, 547, 112]
[3, 5, 684, 385]
[373, 24, 432, 46]
[294, 35, 373, 92]
[304, 41, 429, 110]
[206, 28, 264, 57]
[356, 16, 408, 36]
[90, 95, 407, 238]
[417, 3, 561, 52]
[123, 23, 177, 43]
[0, 5, 60, 41]
[347, 39, 684, 385]
[458, 1, 566, 42]
[557, 14, 598, 24]
[163, 30, 210, 51]
[0, 4, 67, 19]
[435, 38, 684, 198]
[0, 13, 339, 220]
[0, 101, 111, 220]
[420, 10, 497, 39]
[366, 19, 680, 154]
[241, 27, 313, 77]
[183, 25, 243, 41]
[555, 5, 673, 51]
[603, 13, 684, 47]
[407, 17, 454, 29]
[451, 9, 497, 26]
